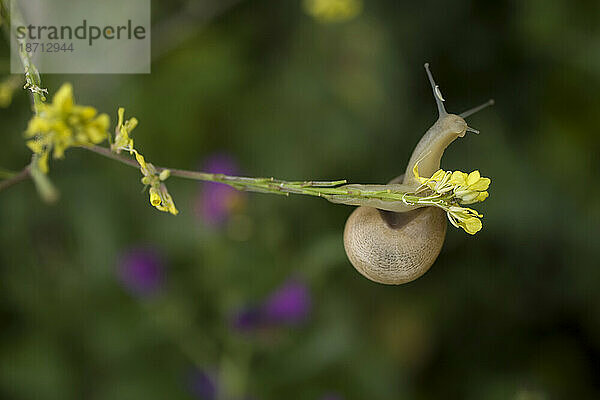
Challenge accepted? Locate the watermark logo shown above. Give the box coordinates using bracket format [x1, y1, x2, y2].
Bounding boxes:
[10, 0, 150, 74]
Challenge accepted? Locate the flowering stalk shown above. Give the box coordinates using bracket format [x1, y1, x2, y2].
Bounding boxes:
[0, 2, 46, 110]
[406, 162, 490, 234]
[81, 143, 490, 234]
[0, 0, 491, 234]
[0, 0, 58, 202]
[0, 74, 491, 233]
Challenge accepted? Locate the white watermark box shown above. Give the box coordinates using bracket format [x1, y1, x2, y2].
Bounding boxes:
[10, 0, 150, 74]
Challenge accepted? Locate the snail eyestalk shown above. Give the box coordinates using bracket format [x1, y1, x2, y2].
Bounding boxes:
[424, 62, 448, 117]
[460, 99, 495, 118]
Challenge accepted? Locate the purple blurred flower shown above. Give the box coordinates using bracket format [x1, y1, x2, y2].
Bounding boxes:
[232, 306, 264, 332]
[232, 278, 311, 332]
[262, 279, 311, 324]
[188, 369, 218, 400]
[196, 153, 245, 226]
[117, 247, 164, 297]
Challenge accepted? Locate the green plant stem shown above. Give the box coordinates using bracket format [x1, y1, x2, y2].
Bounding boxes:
[0, 165, 30, 192]
[81, 144, 432, 207]
[0, 167, 17, 179]
[0, 0, 58, 202]
[0, 0, 455, 213]
[0, 0, 45, 112]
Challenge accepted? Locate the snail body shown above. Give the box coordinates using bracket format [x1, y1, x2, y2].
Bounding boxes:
[342, 64, 493, 285]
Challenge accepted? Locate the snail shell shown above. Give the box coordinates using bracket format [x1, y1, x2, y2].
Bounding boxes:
[343, 175, 447, 285]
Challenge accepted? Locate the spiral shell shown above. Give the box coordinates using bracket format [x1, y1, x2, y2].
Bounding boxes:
[343, 206, 447, 284]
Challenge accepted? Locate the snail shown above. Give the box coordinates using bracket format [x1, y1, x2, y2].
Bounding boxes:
[342, 64, 493, 285]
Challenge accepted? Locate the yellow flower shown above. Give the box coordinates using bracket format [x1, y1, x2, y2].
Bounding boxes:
[414, 166, 454, 194]
[450, 170, 490, 205]
[447, 206, 483, 235]
[158, 169, 170, 181]
[149, 186, 162, 207]
[133, 151, 154, 176]
[303, 0, 362, 23]
[110, 108, 178, 216]
[146, 183, 178, 215]
[24, 83, 110, 173]
[153, 184, 178, 215]
[130, 148, 178, 215]
[111, 107, 137, 153]
[36, 151, 50, 175]
[410, 162, 490, 234]
[413, 162, 490, 205]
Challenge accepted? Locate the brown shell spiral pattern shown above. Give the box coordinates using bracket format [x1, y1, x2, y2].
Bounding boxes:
[343, 206, 447, 284]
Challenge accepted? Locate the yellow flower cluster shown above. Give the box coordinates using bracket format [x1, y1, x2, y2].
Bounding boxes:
[133, 151, 178, 215]
[23, 83, 178, 215]
[413, 164, 490, 204]
[303, 0, 362, 23]
[412, 163, 491, 235]
[24, 83, 109, 173]
[111, 108, 178, 215]
[448, 170, 490, 204]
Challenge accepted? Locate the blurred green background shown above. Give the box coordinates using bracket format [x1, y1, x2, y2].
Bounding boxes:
[1, 0, 600, 399]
